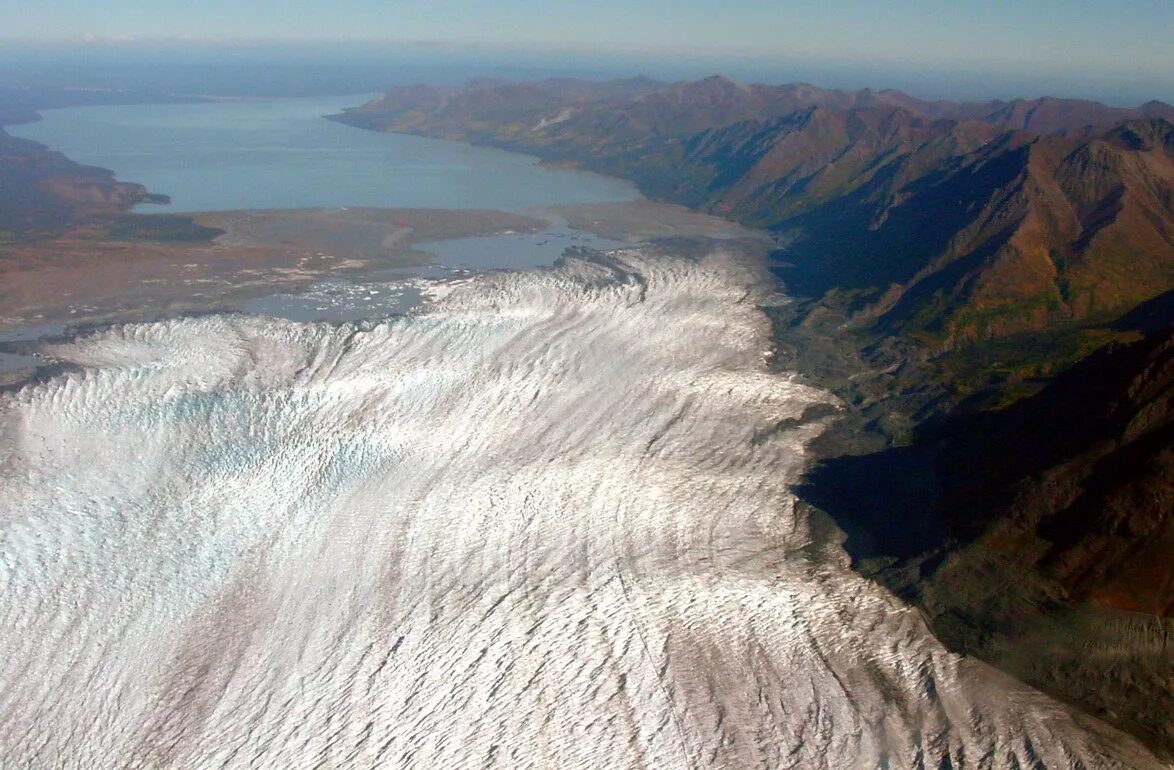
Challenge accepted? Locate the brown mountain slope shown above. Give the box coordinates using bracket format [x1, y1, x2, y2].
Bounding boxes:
[940, 327, 1173, 615]
[874, 120, 1174, 343]
[342, 75, 1174, 146]
[810, 325, 1173, 612]
[644, 110, 1172, 349]
[344, 76, 901, 142]
[342, 80, 1173, 363]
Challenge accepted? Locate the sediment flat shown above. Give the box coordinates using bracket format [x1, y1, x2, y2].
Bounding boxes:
[0, 208, 547, 331]
[0, 202, 766, 333]
[0, 201, 766, 388]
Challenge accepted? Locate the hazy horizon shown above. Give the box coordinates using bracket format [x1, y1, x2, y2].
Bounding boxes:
[3, 0, 1170, 68]
[3, 0, 1173, 106]
[0, 38, 1171, 108]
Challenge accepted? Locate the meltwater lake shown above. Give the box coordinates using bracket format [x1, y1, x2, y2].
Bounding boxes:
[10, 95, 640, 212]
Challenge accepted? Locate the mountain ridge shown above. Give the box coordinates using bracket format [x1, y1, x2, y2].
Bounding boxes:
[333, 77, 1173, 378]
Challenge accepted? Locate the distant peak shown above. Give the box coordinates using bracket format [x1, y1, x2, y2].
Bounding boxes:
[1140, 100, 1174, 118]
[697, 74, 749, 91]
[1101, 117, 1174, 151]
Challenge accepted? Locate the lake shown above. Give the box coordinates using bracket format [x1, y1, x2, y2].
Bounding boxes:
[9, 95, 640, 213]
[1, 95, 644, 364]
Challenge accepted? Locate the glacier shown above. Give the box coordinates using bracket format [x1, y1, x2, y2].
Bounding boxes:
[0, 250, 1161, 769]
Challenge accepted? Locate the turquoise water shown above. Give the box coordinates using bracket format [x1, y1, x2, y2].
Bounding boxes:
[10, 96, 640, 213]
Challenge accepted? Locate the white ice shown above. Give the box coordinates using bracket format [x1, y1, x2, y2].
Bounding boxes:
[0, 251, 1161, 769]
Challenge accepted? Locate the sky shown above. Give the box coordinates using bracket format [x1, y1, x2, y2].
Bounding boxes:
[1, 0, 1171, 103]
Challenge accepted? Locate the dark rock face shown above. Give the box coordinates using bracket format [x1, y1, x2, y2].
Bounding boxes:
[935, 327, 1173, 612]
[801, 326, 1174, 755]
[814, 326, 1173, 612]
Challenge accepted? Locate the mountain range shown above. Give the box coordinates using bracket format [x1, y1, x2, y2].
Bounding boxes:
[335, 76, 1174, 378]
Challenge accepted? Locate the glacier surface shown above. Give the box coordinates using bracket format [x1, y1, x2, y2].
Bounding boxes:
[0, 251, 1161, 768]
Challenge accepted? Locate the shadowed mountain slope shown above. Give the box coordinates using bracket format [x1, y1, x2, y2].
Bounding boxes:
[802, 325, 1174, 753]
